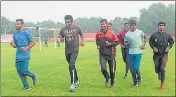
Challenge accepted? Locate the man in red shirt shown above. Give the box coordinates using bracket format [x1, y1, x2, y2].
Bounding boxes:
[118, 23, 130, 79]
[96, 19, 118, 88]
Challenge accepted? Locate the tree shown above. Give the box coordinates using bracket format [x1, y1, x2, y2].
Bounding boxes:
[138, 2, 175, 35]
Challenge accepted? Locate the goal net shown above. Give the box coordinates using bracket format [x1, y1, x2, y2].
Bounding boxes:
[24, 27, 58, 51]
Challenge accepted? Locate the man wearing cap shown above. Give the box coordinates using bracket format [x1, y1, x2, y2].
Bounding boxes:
[149, 21, 174, 90]
[124, 19, 146, 87]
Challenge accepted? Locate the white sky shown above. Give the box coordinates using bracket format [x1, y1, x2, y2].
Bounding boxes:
[1, 1, 175, 24]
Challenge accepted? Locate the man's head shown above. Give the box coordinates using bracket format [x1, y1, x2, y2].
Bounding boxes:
[158, 21, 166, 32]
[124, 23, 129, 31]
[15, 19, 24, 30]
[108, 23, 113, 31]
[128, 19, 137, 32]
[100, 19, 108, 32]
[64, 15, 73, 28]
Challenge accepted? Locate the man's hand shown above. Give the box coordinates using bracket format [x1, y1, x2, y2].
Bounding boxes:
[105, 41, 111, 46]
[60, 38, 64, 43]
[80, 42, 84, 47]
[153, 47, 158, 52]
[165, 47, 170, 52]
[21, 47, 29, 52]
[10, 41, 16, 48]
[120, 44, 125, 48]
[141, 44, 145, 50]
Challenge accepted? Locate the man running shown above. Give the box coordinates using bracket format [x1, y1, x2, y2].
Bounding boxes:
[118, 23, 130, 79]
[43, 36, 48, 47]
[96, 19, 118, 88]
[59, 15, 84, 92]
[57, 35, 60, 47]
[124, 19, 146, 87]
[107, 23, 118, 55]
[149, 21, 174, 90]
[10, 19, 37, 91]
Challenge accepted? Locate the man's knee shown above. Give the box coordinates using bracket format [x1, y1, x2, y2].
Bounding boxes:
[160, 69, 166, 80]
[155, 68, 160, 73]
[18, 72, 27, 76]
[155, 64, 160, 73]
[70, 58, 76, 66]
[160, 68, 166, 74]
[69, 65, 75, 70]
[69, 53, 78, 64]
[154, 61, 160, 73]
[100, 61, 107, 72]
[101, 68, 107, 73]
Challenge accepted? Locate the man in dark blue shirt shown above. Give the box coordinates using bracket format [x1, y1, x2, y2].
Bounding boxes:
[10, 19, 37, 91]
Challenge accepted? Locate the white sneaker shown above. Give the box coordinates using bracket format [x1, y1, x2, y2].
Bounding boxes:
[75, 79, 80, 88]
[69, 84, 75, 92]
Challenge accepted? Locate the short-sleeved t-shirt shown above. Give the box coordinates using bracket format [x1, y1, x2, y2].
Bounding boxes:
[13, 29, 33, 61]
[124, 29, 145, 54]
[59, 25, 83, 54]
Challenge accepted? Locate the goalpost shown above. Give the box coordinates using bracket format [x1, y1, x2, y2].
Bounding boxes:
[24, 27, 58, 51]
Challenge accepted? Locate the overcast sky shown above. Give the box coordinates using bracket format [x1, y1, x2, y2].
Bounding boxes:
[1, 1, 175, 24]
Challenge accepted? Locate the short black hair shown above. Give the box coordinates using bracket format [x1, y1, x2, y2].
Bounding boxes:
[64, 15, 73, 22]
[16, 19, 24, 24]
[128, 19, 136, 25]
[158, 21, 166, 26]
[100, 19, 108, 24]
[108, 22, 112, 26]
[124, 23, 128, 25]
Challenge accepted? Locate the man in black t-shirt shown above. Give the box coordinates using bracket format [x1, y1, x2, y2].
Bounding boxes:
[59, 15, 84, 92]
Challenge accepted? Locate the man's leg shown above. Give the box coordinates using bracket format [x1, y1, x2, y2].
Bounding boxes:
[108, 58, 116, 87]
[133, 54, 142, 85]
[66, 53, 75, 84]
[16, 61, 29, 90]
[123, 48, 130, 79]
[114, 46, 117, 55]
[99, 55, 109, 86]
[66, 53, 71, 64]
[47, 42, 48, 47]
[121, 48, 126, 63]
[128, 54, 138, 87]
[121, 48, 127, 79]
[160, 54, 168, 90]
[58, 42, 60, 47]
[70, 52, 79, 84]
[45, 42, 47, 47]
[66, 52, 79, 92]
[153, 55, 161, 80]
[22, 60, 37, 85]
[125, 48, 130, 73]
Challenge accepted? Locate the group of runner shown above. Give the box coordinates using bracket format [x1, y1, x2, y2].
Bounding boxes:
[10, 15, 174, 92]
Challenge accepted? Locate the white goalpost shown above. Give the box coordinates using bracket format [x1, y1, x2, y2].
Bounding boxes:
[24, 27, 58, 51]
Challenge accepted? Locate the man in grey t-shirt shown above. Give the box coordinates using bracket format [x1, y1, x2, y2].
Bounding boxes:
[59, 15, 84, 92]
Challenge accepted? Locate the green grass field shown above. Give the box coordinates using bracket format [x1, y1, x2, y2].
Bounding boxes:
[1, 42, 175, 96]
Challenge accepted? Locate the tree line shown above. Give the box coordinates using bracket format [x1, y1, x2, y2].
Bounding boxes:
[1, 2, 175, 37]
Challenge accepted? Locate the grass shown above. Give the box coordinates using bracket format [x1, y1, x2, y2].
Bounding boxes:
[1, 42, 175, 96]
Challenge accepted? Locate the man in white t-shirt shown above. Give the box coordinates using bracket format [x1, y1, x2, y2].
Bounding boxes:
[124, 19, 146, 87]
